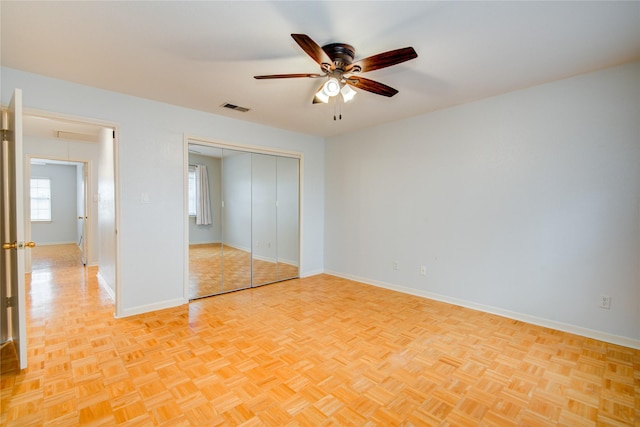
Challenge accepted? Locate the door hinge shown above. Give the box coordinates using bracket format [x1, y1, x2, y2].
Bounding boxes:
[5, 296, 16, 308]
[1, 129, 12, 142]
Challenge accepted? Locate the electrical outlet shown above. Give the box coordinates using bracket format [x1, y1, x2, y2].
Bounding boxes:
[393, 260, 399, 270]
[420, 265, 426, 276]
[599, 295, 611, 309]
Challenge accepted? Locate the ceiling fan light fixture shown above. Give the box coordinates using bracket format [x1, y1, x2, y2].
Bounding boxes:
[323, 78, 341, 97]
[341, 84, 356, 102]
[315, 77, 341, 103]
[314, 90, 330, 103]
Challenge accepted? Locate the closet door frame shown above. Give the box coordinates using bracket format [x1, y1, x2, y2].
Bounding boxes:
[182, 134, 302, 302]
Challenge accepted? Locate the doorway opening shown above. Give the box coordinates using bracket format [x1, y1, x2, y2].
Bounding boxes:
[26, 158, 90, 272]
[22, 112, 120, 313]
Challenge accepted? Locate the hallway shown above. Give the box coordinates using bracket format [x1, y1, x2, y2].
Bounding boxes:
[1, 245, 638, 425]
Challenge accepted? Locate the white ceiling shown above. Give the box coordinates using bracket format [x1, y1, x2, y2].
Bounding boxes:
[2, 1, 640, 138]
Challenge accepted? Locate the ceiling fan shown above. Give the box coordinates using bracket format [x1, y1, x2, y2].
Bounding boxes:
[254, 34, 418, 104]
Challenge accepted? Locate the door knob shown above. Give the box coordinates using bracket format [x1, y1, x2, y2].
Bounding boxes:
[2, 241, 36, 250]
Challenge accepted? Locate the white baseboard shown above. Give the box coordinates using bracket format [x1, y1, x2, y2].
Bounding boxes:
[96, 271, 115, 302]
[301, 268, 324, 278]
[279, 258, 298, 267]
[252, 254, 277, 263]
[116, 298, 186, 318]
[189, 241, 222, 247]
[324, 270, 640, 350]
[223, 242, 251, 253]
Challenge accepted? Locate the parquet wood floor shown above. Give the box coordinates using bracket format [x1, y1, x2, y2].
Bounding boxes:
[1, 244, 638, 426]
[189, 244, 298, 299]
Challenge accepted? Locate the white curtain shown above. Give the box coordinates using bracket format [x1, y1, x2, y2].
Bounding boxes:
[195, 164, 212, 225]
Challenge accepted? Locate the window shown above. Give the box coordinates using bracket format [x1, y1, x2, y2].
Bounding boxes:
[31, 178, 51, 221]
[188, 167, 196, 216]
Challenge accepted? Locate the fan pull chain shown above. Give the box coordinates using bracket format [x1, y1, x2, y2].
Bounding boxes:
[333, 97, 343, 121]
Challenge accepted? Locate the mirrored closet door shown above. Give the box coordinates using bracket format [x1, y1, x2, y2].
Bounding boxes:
[187, 143, 300, 300]
[221, 149, 252, 292]
[276, 156, 300, 282]
[251, 154, 278, 286]
[187, 146, 223, 298]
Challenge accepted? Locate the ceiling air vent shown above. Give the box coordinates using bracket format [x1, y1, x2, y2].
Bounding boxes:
[221, 103, 250, 113]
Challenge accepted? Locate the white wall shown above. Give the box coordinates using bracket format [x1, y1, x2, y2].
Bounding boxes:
[30, 163, 77, 245]
[2, 67, 325, 316]
[325, 61, 640, 346]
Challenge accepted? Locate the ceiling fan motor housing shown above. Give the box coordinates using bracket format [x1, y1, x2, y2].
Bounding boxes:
[322, 43, 355, 70]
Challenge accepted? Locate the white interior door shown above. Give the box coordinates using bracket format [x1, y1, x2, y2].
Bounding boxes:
[1, 89, 29, 369]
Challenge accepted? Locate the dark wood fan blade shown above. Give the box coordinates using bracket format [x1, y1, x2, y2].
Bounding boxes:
[291, 34, 331, 66]
[346, 47, 417, 73]
[346, 77, 399, 97]
[254, 73, 323, 79]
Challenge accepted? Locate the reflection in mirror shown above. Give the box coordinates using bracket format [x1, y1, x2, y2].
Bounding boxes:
[251, 154, 277, 286]
[188, 144, 223, 299]
[276, 157, 300, 280]
[187, 142, 300, 299]
[221, 149, 252, 291]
